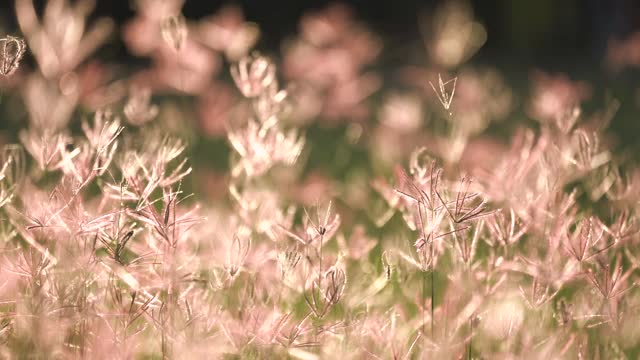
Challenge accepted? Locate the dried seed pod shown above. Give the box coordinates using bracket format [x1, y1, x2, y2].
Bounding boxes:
[226, 233, 251, 278]
[323, 265, 346, 306]
[429, 73, 457, 111]
[278, 247, 302, 279]
[0, 36, 26, 76]
[161, 14, 188, 51]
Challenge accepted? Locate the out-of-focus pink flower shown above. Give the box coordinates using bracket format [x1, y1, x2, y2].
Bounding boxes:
[422, 1, 486, 68]
[196, 5, 259, 61]
[158, 41, 220, 92]
[339, 225, 376, 260]
[607, 32, 640, 72]
[124, 86, 159, 126]
[455, 68, 512, 125]
[194, 169, 228, 201]
[459, 136, 506, 177]
[282, 3, 381, 123]
[285, 82, 323, 125]
[22, 74, 78, 131]
[122, 0, 184, 56]
[369, 123, 428, 166]
[528, 71, 591, 124]
[323, 73, 380, 121]
[197, 84, 236, 137]
[63, 61, 126, 110]
[397, 66, 441, 99]
[129, 40, 220, 94]
[16, 0, 114, 78]
[124, 1, 220, 94]
[291, 173, 336, 207]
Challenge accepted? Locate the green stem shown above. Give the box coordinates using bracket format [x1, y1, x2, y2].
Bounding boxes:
[468, 319, 472, 360]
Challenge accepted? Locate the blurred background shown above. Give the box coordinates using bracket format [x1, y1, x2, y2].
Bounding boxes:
[1, 0, 640, 206]
[2, 0, 639, 66]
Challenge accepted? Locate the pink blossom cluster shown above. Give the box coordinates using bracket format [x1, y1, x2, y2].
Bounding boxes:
[0, 1, 638, 359]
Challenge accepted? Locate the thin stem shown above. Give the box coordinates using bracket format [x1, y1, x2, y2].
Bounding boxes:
[431, 241, 435, 338]
[422, 269, 427, 336]
[162, 327, 168, 359]
[315, 232, 324, 342]
[431, 270, 435, 336]
[319, 232, 323, 285]
[176, 48, 183, 93]
[467, 265, 473, 360]
[468, 317, 473, 360]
